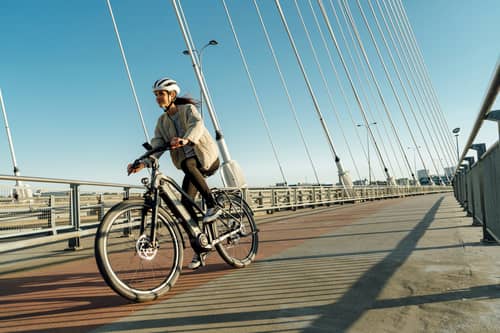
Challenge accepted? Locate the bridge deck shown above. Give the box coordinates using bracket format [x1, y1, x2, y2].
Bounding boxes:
[1, 193, 499, 332]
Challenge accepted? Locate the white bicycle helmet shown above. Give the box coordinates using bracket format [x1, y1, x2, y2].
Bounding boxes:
[152, 77, 180, 95]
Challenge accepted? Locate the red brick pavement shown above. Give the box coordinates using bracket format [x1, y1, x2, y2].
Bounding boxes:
[0, 199, 390, 333]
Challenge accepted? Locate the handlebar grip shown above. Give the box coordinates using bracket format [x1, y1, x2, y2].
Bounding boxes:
[131, 159, 143, 169]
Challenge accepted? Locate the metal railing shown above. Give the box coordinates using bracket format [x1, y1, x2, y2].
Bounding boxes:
[453, 58, 500, 242]
[0, 174, 451, 253]
[0, 175, 143, 252]
[242, 184, 449, 213]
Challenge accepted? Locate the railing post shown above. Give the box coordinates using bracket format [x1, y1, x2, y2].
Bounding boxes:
[241, 187, 249, 209]
[273, 189, 278, 211]
[465, 157, 476, 220]
[97, 193, 104, 221]
[123, 187, 130, 200]
[241, 187, 248, 202]
[470, 168, 481, 226]
[67, 183, 82, 250]
[461, 166, 469, 211]
[457, 172, 464, 204]
[478, 160, 496, 243]
[292, 188, 297, 210]
[256, 190, 262, 208]
[49, 195, 57, 235]
[312, 187, 316, 208]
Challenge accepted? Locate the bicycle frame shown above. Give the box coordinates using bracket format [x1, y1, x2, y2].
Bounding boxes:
[142, 156, 213, 253]
[131, 144, 254, 255]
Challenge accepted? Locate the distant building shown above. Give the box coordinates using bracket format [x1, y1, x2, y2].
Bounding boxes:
[417, 169, 430, 179]
[396, 178, 410, 185]
[353, 179, 368, 186]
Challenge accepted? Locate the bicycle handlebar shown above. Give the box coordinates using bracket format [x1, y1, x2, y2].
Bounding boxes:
[130, 144, 172, 172]
[138, 144, 172, 160]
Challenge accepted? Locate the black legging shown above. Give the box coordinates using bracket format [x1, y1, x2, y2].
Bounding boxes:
[180, 156, 220, 219]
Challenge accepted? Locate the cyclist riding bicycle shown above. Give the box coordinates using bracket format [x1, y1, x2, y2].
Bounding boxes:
[127, 77, 221, 269]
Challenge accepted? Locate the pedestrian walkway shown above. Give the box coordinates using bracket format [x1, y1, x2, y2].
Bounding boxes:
[1, 192, 499, 333]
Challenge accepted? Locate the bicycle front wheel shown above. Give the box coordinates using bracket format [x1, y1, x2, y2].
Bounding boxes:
[95, 200, 183, 302]
[212, 192, 259, 268]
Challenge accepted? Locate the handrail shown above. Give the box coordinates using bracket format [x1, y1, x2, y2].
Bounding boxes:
[0, 170, 452, 253]
[455, 57, 500, 176]
[0, 174, 143, 188]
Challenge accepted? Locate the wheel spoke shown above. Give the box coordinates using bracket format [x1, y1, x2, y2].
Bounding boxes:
[213, 193, 259, 267]
[95, 201, 183, 302]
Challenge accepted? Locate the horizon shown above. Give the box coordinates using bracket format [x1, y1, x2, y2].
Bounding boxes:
[0, 0, 499, 188]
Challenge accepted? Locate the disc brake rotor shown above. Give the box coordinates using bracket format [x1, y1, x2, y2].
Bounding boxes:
[135, 234, 158, 260]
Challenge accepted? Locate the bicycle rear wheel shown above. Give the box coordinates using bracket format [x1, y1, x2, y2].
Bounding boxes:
[212, 192, 258, 268]
[95, 200, 183, 302]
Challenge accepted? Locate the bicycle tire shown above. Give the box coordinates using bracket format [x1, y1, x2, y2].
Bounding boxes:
[95, 200, 183, 302]
[212, 192, 258, 268]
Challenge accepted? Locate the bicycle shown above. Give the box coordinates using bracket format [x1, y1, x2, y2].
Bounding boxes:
[95, 145, 259, 302]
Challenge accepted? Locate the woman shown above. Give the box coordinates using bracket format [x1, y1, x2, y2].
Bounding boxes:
[128, 77, 220, 269]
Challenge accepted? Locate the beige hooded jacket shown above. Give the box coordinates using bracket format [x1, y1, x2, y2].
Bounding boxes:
[150, 104, 219, 170]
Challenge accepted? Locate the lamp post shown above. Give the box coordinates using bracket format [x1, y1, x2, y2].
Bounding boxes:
[173, 2, 246, 188]
[357, 122, 377, 185]
[452, 127, 460, 163]
[182, 39, 218, 117]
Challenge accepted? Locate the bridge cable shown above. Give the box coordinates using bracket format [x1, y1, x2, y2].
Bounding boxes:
[332, 0, 430, 183]
[306, 0, 375, 182]
[373, 0, 453, 181]
[293, 0, 363, 182]
[390, 0, 457, 165]
[274, 0, 353, 190]
[105, 0, 149, 143]
[252, 0, 321, 184]
[392, 0, 457, 159]
[221, 0, 288, 185]
[317, 0, 403, 184]
[382, 0, 455, 171]
[0, 89, 22, 189]
[327, 0, 405, 181]
[349, 0, 444, 183]
[338, 0, 434, 183]
[339, 0, 436, 183]
[335, 0, 418, 182]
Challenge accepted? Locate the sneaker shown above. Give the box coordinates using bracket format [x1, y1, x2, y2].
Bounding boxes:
[188, 253, 203, 270]
[203, 207, 222, 223]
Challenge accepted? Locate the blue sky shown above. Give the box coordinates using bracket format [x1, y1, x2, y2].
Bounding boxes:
[0, 0, 499, 188]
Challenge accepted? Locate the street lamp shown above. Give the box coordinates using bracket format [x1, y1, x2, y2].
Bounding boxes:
[452, 127, 460, 162]
[357, 122, 377, 185]
[182, 39, 218, 117]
